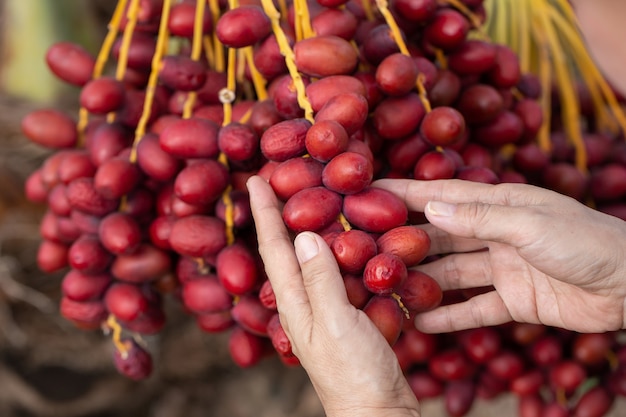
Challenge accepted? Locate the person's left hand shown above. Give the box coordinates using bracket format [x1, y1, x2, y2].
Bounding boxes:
[247, 176, 420, 417]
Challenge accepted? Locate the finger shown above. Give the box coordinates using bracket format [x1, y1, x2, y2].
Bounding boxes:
[415, 251, 493, 291]
[413, 291, 513, 333]
[418, 223, 487, 256]
[247, 176, 310, 319]
[424, 200, 540, 247]
[294, 232, 352, 324]
[373, 179, 550, 213]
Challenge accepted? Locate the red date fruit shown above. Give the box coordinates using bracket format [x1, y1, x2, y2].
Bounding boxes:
[429, 349, 475, 381]
[363, 253, 407, 295]
[343, 274, 372, 309]
[396, 270, 442, 313]
[104, 282, 150, 322]
[174, 159, 229, 206]
[260, 118, 311, 162]
[111, 244, 172, 283]
[136, 133, 183, 181]
[94, 157, 141, 199]
[259, 279, 277, 310]
[98, 212, 142, 255]
[343, 187, 408, 233]
[456, 84, 504, 125]
[363, 295, 403, 345]
[113, 338, 153, 381]
[22, 109, 78, 149]
[549, 360, 587, 394]
[216, 243, 259, 296]
[159, 117, 220, 159]
[231, 295, 274, 336]
[45, 42, 95, 86]
[486, 350, 525, 381]
[460, 327, 501, 364]
[305, 120, 350, 162]
[294, 35, 358, 77]
[182, 276, 233, 314]
[331, 230, 377, 274]
[196, 311, 235, 333]
[218, 122, 259, 162]
[448, 40, 497, 75]
[282, 187, 343, 232]
[60, 297, 107, 329]
[37, 240, 69, 273]
[159, 55, 207, 91]
[68, 235, 112, 274]
[305, 75, 366, 112]
[376, 225, 430, 266]
[228, 326, 270, 368]
[269, 157, 323, 201]
[168, 2, 212, 38]
[511, 369, 544, 396]
[472, 111, 524, 147]
[216, 6, 271, 48]
[487, 45, 522, 88]
[373, 93, 426, 140]
[444, 379, 476, 417]
[267, 314, 292, 356]
[392, 0, 437, 22]
[573, 333, 615, 367]
[573, 386, 614, 417]
[407, 371, 443, 400]
[315, 93, 369, 136]
[169, 215, 227, 258]
[80, 77, 126, 114]
[322, 151, 373, 195]
[423, 9, 470, 50]
[375, 53, 418, 96]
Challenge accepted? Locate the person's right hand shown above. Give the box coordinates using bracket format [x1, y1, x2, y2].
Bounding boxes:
[374, 179, 626, 334]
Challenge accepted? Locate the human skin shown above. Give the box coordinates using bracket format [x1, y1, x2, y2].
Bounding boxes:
[248, 175, 420, 417]
[374, 179, 626, 334]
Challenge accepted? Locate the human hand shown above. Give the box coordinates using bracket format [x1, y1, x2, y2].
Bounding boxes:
[374, 178, 626, 334]
[247, 176, 420, 417]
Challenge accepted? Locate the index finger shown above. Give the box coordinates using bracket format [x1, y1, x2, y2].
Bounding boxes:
[372, 179, 550, 213]
[247, 176, 309, 318]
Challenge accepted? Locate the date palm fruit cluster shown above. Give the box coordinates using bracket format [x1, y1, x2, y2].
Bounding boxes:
[20, 0, 626, 415]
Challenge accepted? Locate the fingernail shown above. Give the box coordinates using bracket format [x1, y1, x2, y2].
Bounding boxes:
[294, 233, 319, 264]
[426, 201, 456, 217]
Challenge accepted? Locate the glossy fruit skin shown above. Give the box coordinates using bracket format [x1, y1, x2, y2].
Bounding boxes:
[343, 187, 408, 233]
[215, 6, 271, 48]
[363, 253, 408, 295]
[282, 187, 343, 233]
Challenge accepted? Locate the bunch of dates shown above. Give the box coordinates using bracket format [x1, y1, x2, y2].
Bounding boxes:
[20, 0, 626, 415]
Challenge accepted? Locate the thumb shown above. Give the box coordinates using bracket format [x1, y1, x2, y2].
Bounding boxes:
[294, 232, 351, 317]
[424, 200, 535, 246]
